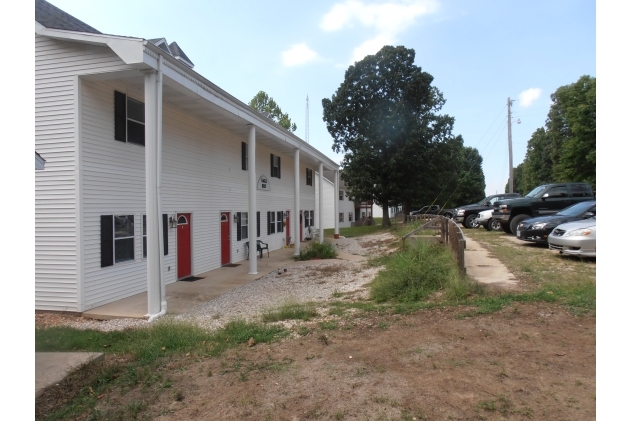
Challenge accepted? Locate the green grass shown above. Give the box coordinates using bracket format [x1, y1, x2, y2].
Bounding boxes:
[294, 240, 337, 260]
[370, 239, 477, 303]
[36, 319, 288, 420]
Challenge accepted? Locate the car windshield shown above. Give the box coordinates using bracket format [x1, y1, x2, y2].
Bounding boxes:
[525, 185, 547, 198]
[556, 201, 596, 217]
[477, 197, 491, 205]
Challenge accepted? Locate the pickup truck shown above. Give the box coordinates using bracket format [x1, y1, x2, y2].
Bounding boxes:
[453, 193, 521, 228]
[410, 204, 454, 219]
[491, 182, 595, 235]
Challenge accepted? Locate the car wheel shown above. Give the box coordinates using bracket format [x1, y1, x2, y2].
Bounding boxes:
[509, 214, 529, 235]
[489, 219, 502, 231]
[464, 214, 478, 229]
[501, 222, 512, 234]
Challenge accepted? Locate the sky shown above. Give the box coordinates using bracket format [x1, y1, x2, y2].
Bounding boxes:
[42, 0, 596, 198]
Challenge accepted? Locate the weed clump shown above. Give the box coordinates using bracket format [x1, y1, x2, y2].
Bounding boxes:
[294, 241, 337, 261]
[370, 239, 474, 303]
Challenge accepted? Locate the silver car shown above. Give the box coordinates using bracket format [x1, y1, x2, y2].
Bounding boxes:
[548, 217, 596, 258]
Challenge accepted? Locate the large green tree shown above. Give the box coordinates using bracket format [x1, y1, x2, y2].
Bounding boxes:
[249, 91, 297, 132]
[322, 46, 458, 226]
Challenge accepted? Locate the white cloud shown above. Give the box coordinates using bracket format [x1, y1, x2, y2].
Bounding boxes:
[282, 43, 320, 67]
[320, 0, 439, 63]
[519, 88, 542, 108]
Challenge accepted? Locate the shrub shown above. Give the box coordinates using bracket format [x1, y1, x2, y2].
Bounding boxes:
[294, 241, 337, 260]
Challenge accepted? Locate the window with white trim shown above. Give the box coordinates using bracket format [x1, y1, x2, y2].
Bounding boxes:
[269, 211, 276, 234]
[306, 168, 313, 186]
[339, 190, 344, 200]
[339, 213, 344, 222]
[304, 210, 314, 227]
[114, 91, 145, 146]
[240, 212, 248, 239]
[271, 154, 281, 178]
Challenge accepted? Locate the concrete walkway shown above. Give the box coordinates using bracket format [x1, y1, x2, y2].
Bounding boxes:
[36, 352, 104, 398]
[464, 236, 519, 288]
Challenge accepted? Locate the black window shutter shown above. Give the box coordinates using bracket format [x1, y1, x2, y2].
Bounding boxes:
[306, 168, 308, 185]
[162, 214, 168, 256]
[237, 212, 242, 241]
[257, 212, 260, 237]
[278, 156, 281, 178]
[242, 142, 247, 171]
[114, 91, 127, 142]
[305, 212, 308, 227]
[270, 154, 273, 177]
[101, 215, 114, 267]
[267, 212, 270, 235]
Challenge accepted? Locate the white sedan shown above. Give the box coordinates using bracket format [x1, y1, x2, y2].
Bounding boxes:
[548, 217, 596, 258]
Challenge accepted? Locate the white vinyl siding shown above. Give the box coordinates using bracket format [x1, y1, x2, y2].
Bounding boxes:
[35, 35, 136, 311]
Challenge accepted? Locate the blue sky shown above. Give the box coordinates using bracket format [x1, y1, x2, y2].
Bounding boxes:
[44, 0, 595, 197]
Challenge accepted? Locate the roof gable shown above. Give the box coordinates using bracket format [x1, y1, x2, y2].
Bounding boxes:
[168, 42, 194, 68]
[35, 0, 101, 34]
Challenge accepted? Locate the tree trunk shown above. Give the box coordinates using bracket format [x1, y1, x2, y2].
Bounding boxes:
[382, 199, 391, 227]
[402, 201, 412, 217]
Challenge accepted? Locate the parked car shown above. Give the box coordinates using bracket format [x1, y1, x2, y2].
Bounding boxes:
[454, 193, 521, 229]
[475, 209, 501, 231]
[410, 205, 453, 219]
[548, 217, 596, 258]
[516, 201, 596, 244]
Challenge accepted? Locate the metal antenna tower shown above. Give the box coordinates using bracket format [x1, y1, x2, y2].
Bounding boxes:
[305, 95, 309, 144]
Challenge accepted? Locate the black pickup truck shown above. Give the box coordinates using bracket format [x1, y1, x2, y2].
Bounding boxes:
[410, 204, 454, 219]
[453, 193, 521, 228]
[491, 182, 595, 235]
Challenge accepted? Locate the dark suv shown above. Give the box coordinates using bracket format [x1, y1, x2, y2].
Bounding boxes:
[453, 193, 522, 228]
[410, 205, 454, 219]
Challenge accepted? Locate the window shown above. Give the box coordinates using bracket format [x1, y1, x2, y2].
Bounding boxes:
[237, 212, 248, 240]
[306, 168, 313, 186]
[100, 215, 134, 267]
[546, 186, 569, 198]
[339, 190, 344, 200]
[304, 210, 314, 227]
[143, 215, 147, 258]
[268, 211, 276, 234]
[270, 154, 281, 178]
[114, 91, 145, 146]
[349, 212, 353, 222]
[339, 213, 344, 223]
[277, 211, 284, 233]
[241, 142, 248, 171]
[571, 184, 591, 197]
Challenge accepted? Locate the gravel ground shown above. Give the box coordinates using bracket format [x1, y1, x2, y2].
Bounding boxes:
[36, 232, 398, 332]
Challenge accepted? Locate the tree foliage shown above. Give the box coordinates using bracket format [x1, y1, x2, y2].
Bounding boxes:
[249, 91, 297, 132]
[507, 75, 596, 192]
[323, 46, 485, 225]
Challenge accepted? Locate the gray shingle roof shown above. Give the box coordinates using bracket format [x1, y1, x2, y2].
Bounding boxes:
[35, 0, 101, 34]
[169, 42, 194, 67]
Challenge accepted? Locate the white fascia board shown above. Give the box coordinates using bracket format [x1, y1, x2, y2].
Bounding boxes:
[35, 21, 146, 66]
[143, 42, 339, 171]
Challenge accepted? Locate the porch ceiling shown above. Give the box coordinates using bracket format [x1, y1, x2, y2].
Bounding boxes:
[105, 72, 329, 169]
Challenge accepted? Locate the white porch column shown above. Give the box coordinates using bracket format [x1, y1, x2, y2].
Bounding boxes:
[247, 125, 257, 275]
[294, 148, 301, 255]
[318, 162, 324, 243]
[144, 69, 163, 318]
[334, 170, 340, 238]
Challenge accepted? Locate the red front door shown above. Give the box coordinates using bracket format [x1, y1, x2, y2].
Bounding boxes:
[285, 211, 291, 246]
[221, 212, 230, 265]
[177, 213, 191, 279]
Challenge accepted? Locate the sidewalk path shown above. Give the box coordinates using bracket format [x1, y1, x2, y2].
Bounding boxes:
[464, 236, 519, 289]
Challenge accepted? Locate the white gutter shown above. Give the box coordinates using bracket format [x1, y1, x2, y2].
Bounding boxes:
[157, 55, 167, 318]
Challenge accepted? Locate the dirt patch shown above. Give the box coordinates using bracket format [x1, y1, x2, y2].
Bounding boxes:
[75, 303, 595, 421]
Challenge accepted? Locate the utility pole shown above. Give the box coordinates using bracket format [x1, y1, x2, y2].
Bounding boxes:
[305, 95, 310, 144]
[507, 97, 514, 193]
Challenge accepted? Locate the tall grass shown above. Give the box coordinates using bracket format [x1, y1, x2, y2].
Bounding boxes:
[370, 239, 475, 303]
[294, 240, 337, 260]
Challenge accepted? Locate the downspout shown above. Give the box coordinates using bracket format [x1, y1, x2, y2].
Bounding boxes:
[150, 54, 166, 322]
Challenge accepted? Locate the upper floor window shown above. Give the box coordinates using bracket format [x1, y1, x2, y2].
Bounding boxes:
[339, 190, 344, 200]
[271, 154, 281, 178]
[241, 142, 248, 171]
[306, 168, 313, 186]
[114, 91, 145, 146]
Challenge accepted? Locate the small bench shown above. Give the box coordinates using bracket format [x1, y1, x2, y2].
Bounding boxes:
[245, 240, 269, 259]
